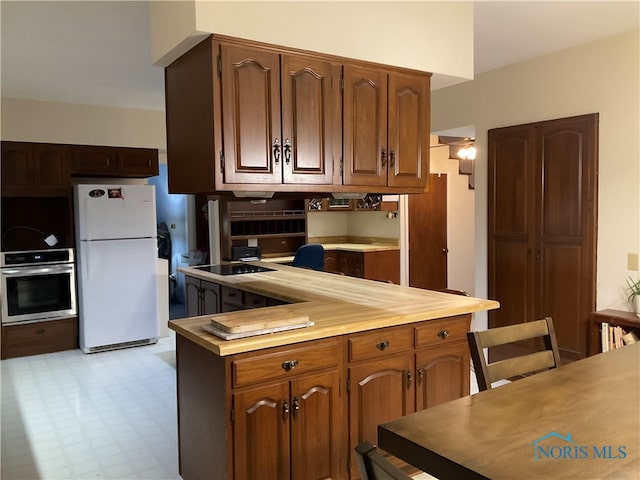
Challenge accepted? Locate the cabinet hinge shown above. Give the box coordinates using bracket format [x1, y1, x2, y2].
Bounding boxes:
[217, 55, 222, 76]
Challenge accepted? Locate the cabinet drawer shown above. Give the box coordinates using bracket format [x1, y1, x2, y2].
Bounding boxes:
[232, 339, 340, 388]
[221, 286, 244, 306]
[1, 318, 78, 359]
[348, 326, 412, 362]
[415, 315, 470, 348]
[244, 292, 268, 309]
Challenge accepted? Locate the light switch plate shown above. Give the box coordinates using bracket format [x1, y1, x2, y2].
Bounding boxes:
[628, 253, 639, 271]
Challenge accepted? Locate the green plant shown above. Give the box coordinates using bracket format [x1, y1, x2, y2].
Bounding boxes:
[626, 276, 640, 302]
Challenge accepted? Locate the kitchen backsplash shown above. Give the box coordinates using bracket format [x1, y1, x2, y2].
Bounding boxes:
[307, 211, 400, 241]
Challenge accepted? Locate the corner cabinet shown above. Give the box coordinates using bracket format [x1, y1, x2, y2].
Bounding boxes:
[343, 65, 430, 189]
[165, 34, 431, 195]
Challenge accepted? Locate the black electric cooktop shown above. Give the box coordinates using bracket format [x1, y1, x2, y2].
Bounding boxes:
[193, 264, 275, 275]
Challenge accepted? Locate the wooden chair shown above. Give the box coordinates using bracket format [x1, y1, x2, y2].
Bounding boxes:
[354, 441, 413, 480]
[467, 317, 562, 391]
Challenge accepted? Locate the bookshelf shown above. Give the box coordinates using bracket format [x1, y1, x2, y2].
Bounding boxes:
[588, 309, 640, 356]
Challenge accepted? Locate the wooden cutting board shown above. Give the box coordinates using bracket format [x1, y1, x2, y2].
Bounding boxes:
[210, 308, 310, 334]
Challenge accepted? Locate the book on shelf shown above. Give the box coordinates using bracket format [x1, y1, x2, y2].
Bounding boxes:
[600, 321, 639, 351]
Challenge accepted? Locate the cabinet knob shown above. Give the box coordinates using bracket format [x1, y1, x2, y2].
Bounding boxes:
[282, 400, 289, 421]
[376, 340, 390, 351]
[389, 149, 396, 166]
[292, 396, 300, 417]
[381, 147, 387, 167]
[437, 330, 449, 339]
[417, 368, 424, 386]
[281, 359, 298, 371]
[406, 370, 413, 389]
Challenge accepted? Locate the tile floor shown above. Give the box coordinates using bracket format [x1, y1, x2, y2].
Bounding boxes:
[1, 333, 179, 480]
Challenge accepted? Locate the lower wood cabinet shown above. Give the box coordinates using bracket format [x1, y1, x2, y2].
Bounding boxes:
[1, 317, 78, 359]
[325, 249, 400, 284]
[174, 287, 470, 480]
[185, 276, 221, 316]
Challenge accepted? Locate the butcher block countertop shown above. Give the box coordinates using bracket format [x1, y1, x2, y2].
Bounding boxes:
[170, 262, 499, 356]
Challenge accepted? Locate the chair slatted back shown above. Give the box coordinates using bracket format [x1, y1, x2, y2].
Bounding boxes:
[467, 317, 562, 391]
[354, 442, 413, 480]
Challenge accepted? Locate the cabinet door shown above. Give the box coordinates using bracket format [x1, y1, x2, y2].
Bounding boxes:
[185, 276, 201, 317]
[32, 144, 71, 193]
[290, 370, 344, 480]
[348, 354, 414, 472]
[233, 383, 290, 480]
[1, 141, 33, 193]
[115, 148, 159, 177]
[415, 342, 470, 411]
[324, 251, 339, 273]
[343, 64, 387, 187]
[71, 145, 117, 176]
[387, 72, 429, 188]
[201, 280, 221, 315]
[363, 250, 400, 284]
[281, 55, 339, 185]
[220, 44, 282, 184]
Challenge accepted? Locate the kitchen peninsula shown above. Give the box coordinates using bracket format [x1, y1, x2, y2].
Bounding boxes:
[169, 263, 499, 480]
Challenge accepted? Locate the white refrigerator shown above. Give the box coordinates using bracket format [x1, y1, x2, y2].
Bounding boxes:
[74, 184, 159, 353]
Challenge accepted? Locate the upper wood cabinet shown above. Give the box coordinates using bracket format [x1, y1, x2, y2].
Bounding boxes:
[71, 145, 158, 177]
[165, 34, 431, 195]
[343, 65, 430, 189]
[219, 43, 339, 186]
[1, 141, 71, 196]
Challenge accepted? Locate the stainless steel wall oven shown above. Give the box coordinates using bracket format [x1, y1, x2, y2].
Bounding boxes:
[1, 248, 77, 324]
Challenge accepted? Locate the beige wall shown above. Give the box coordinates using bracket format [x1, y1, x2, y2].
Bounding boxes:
[0, 98, 166, 151]
[151, 1, 473, 79]
[431, 30, 640, 325]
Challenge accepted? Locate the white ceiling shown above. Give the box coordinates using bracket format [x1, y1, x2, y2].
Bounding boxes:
[1, 1, 638, 112]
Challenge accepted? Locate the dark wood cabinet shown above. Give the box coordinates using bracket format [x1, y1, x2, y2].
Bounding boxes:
[343, 65, 429, 189]
[325, 249, 400, 284]
[165, 34, 430, 195]
[220, 43, 339, 186]
[71, 145, 158, 177]
[488, 114, 598, 361]
[1, 317, 78, 359]
[185, 276, 221, 317]
[1, 141, 71, 196]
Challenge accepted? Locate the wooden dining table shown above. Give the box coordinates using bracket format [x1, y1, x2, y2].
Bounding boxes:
[378, 342, 640, 479]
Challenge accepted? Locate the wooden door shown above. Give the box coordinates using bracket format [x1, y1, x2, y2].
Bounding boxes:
[415, 342, 470, 410]
[342, 64, 387, 187]
[233, 383, 291, 480]
[201, 280, 221, 315]
[535, 115, 597, 360]
[71, 145, 117, 175]
[348, 354, 414, 475]
[184, 276, 201, 317]
[115, 148, 158, 177]
[290, 370, 344, 480]
[488, 114, 597, 360]
[409, 174, 448, 290]
[220, 44, 282, 184]
[1, 141, 33, 194]
[488, 127, 536, 329]
[280, 55, 339, 185]
[387, 72, 429, 189]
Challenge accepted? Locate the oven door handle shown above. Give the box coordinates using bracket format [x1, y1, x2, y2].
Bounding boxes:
[1, 265, 74, 276]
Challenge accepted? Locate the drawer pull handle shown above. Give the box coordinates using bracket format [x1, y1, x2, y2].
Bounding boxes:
[281, 360, 298, 371]
[437, 330, 449, 339]
[377, 340, 390, 351]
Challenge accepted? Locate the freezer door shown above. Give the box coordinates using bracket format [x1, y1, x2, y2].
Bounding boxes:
[77, 238, 159, 351]
[75, 184, 157, 240]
